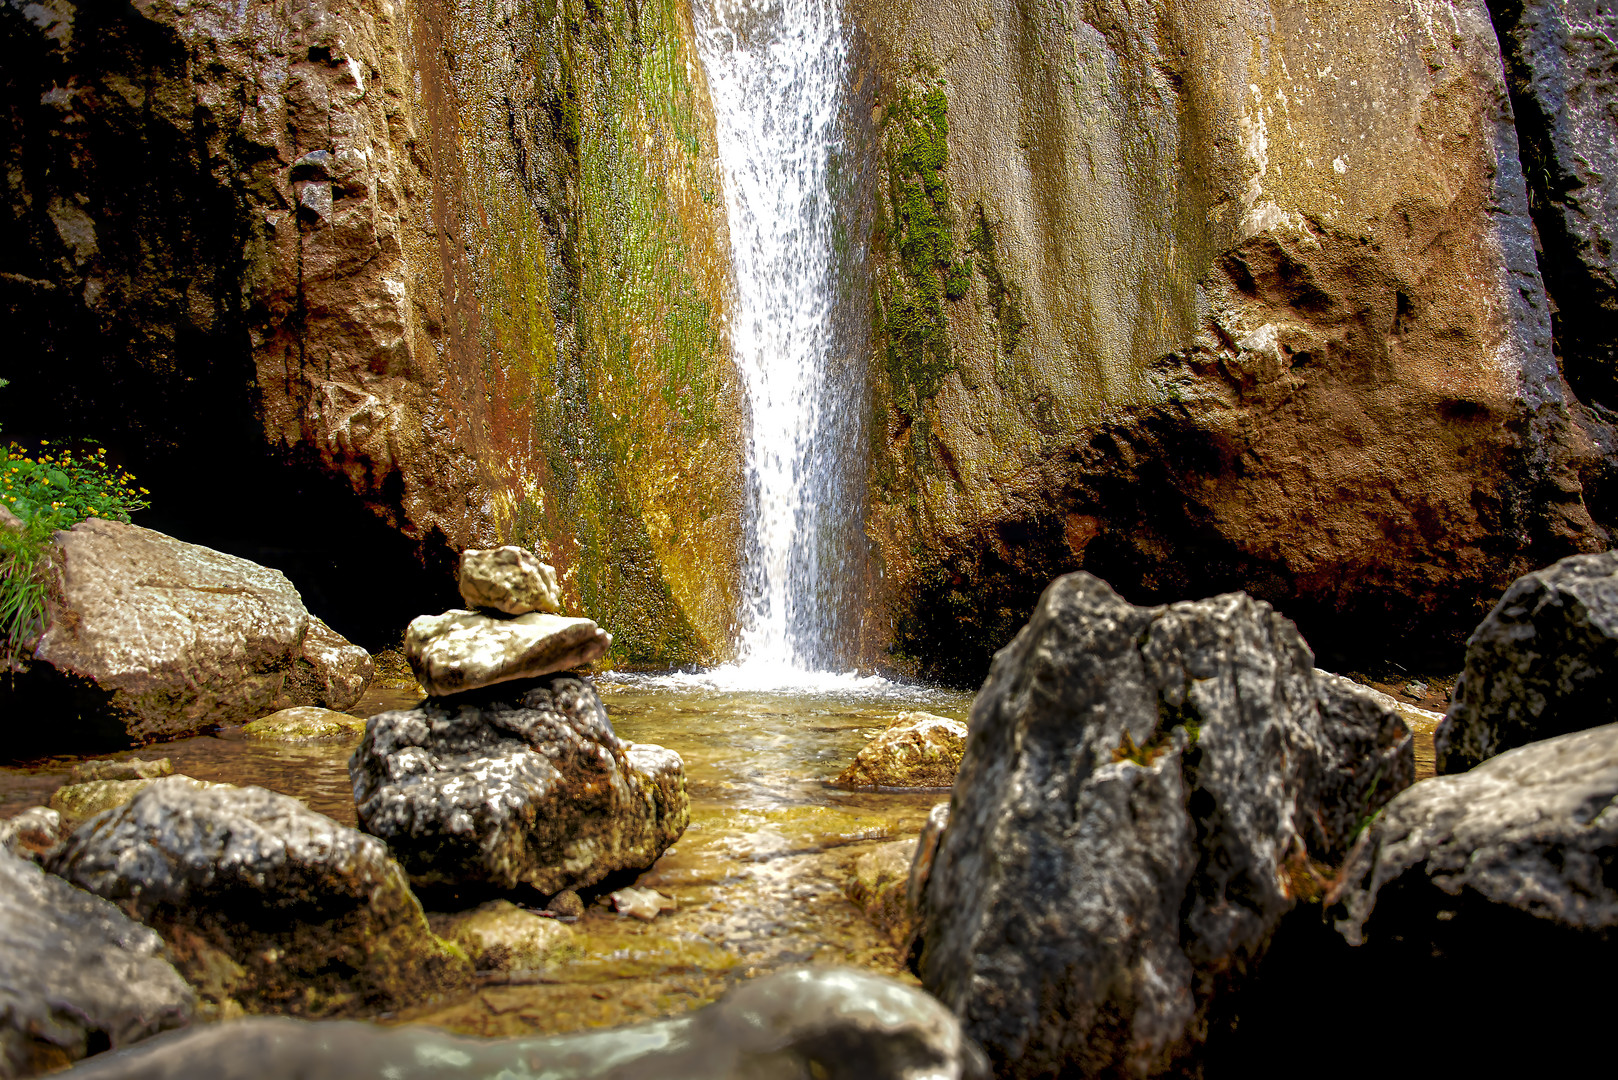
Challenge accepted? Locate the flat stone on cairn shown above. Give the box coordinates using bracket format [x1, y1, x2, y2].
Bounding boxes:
[405, 610, 611, 696]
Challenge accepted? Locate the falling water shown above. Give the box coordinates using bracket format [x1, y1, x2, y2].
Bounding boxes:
[694, 0, 865, 677]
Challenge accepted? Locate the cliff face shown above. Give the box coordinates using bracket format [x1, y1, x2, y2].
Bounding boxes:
[0, 0, 741, 662]
[850, 0, 1613, 682]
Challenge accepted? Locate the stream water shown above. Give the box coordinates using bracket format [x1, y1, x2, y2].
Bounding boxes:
[0, 675, 974, 1034]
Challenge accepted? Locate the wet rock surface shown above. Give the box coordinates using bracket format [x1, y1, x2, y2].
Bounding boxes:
[1435, 551, 1618, 773]
[832, 712, 965, 789]
[68, 758, 172, 783]
[458, 547, 563, 616]
[57, 967, 987, 1080]
[47, 778, 470, 1017]
[1490, 0, 1618, 406]
[17, 521, 370, 744]
[914, 573, 1412, 1077]
[405, 611, 611, 696]
[48, 777, 213, 827]
[242, 707, 367, 743]
[0, 849, 194, 1078]
[843, 839, 919, 945]
[430, 901, 574, 972]
[351, 676, 687, 895]
[0, 806, 63, 864]
[1335, 723, 1618, 943]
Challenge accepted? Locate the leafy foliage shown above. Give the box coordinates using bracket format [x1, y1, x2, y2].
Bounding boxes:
[1, 428, 149, 664]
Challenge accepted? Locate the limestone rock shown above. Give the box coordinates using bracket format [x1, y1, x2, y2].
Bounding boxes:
[404, 610, 611, 696]
[1435, 552, 1618, 773]
[47, 778, 471, 1017]
[432, 901, 573, 972]
[56, 966, 988, 1080]
[351, 676, 688, 895]
[0, 848, 193, 1078]
[914, 573, 1412, 1077]
[242, 707, 367, 742]
[1490, 0, 1618, 404]
[855, 0, 1606, 685]
[458, 547, 562, 616]
[610, 886, 676, 921]
[68, 758, 172, 783]
[844, 839, 919, 945]
[0, 807, 64, 865]
[1335, 723, 1618, 945]
[281, 618, 373, 714]
[832, 712, 966, 789]
[21, 521, 370, 744]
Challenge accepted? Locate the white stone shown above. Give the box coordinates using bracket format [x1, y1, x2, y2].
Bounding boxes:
[405, 609, 609, 695]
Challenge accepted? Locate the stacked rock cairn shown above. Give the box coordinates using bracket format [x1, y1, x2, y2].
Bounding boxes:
[351, 546, 689, 902]
[405, 546, 610, 693]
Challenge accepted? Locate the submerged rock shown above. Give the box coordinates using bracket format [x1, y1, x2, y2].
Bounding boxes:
[458, 546, 563, 616]
[0, 849, 193, 1078]
[56, 966, 987, 1080]
[1435, 551, 1618, 773]
[1334, 723, 1618, 944]
[351, 677, 687, 895]
[832, 713, 966, 789]
[843, 839, 919, 945]
[0, 807, 64, 864]
[431, 901, 573, 972]
[68, 758, 172, 783]
[405, 610, 611, 696]
[47, 778, 470, 1017]
[21, 521, 371, 744]
[242, 707, 367, 742]
[914, 573, 1412, 1078]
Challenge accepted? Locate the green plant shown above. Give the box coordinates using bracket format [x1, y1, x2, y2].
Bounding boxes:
[1, 437, 149, 662]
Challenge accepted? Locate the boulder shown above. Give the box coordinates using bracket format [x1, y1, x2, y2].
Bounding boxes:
[913, 573, 1412, 1078]
[1435, 551, 1618, 773]
[843, 839, 919, 945]
[1335, 723, 1618, 944]
[54, 966, 988, 1080]
[0, 849, 193, 1078]
[0, 807, 63, 864]
[832, 713, 966, 789]
[1489, 0, 1618, 403]
[242, 707, 367, 742]
[47, 778, 471, 1017]
[351, 676, 687, 895]
[68, 758, 172, 783]
[280, 618, 373, 714]
[21, 521, 372, 744]
[458, 546, 563, 616]
[431, 900, 573, 971]
[404, 610, 611, 696]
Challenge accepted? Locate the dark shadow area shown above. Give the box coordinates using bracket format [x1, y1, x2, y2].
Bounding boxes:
[1206, 884, 1617, 1077]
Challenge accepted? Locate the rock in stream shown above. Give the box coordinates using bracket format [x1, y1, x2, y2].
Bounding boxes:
[351, 675, 687, 895]
[46, 777, 470, 1017]
[913, 572, 1413, 1077]
[55, 967, 987, 1080]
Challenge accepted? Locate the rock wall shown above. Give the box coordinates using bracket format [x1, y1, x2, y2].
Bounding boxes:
[849, 0, 1613, 682]
[0, 0, 742, 663]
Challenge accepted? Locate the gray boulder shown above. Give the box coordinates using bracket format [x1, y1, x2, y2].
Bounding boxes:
[24, 520, 372, 743]
[404, 609, 610, 696]
[0, 849, 193, 1078]
[458, 546, 563, 616]
[56, 966, 987, 1080]
[0, 807, 63, 864]
[1434, 551, 1618, 773]
[47, 778, 470, 1017]
[914, 573, 1411, 1078]
[1335, 722, 1618, 944]
[351, 676, 687, 895]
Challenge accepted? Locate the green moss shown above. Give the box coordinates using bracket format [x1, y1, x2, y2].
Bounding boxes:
[966, 204, 1027, 356]
[876, 74, 967, 416]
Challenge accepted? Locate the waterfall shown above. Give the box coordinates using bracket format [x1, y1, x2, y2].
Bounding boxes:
[694, 0, 865, 677]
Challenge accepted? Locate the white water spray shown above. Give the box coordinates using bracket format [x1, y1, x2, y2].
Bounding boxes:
[694, 0, 863, 679]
